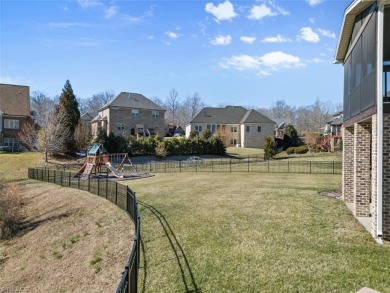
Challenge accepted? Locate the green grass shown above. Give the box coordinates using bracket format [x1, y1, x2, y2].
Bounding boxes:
[0, 152, 43, 182]
[274, 151, 342, 161]
[124, 173, 390, 293]
[226, 147, 264, 157]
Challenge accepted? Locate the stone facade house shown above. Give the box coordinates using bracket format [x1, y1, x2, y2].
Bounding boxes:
[335, 0, 390, 240]
[186, 106, 275, 148]
[91, 92, 166, 138]
[0, 83, 31, 149]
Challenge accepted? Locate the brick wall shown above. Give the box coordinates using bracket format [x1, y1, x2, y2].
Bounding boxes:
[383, 113, 390, 239]
[342, 126, 354, 203]
[109, 108, 165, 137]
[353, 121, 372, 217]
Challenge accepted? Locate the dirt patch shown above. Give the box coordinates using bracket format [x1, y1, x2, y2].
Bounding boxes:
[0, 181, 134, 293]
[319, 191, 342, 200]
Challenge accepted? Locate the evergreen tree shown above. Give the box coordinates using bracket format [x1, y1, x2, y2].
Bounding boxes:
[283, 124, 301, 150]
[57, 80, 80, 153]
[264, 136, 277, 159]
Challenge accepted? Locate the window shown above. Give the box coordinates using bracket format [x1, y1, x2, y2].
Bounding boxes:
[207, 124, 211, 130]
[117, 123, 125, 131]
[212, 124, 216, 133]
[152, 111, 159, 118]
[195, 126, 203, 131]
[4, 137, 17, 146]
[246, 126, 250, 132]
[132, 109, 139, 117]
[231, 126, 237, 132]
[4, 119, 19, 129]
[258, 126, 262, 132]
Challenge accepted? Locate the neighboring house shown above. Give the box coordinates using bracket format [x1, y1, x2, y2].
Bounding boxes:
[186, 106, 275, 148]
[80, 112, 96, 122]
[323, 112, 343, 152]
[91, 92, 166, 138]
[335, 0, 390, 240]
[0, 83, 31, 149]
[273, 118, 292, 139]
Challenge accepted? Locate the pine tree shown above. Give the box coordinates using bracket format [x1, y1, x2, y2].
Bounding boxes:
[57, 80, 80, 153]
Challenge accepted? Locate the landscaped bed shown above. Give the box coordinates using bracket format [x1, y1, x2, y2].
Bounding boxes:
[125, 172, 390, 293]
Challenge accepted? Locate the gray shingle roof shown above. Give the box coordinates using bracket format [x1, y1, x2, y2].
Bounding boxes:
[190, 106, 275, 125]
[100, 92, 166, 111]
[240, 109, 276, 124]
[190, 106, 248, 124]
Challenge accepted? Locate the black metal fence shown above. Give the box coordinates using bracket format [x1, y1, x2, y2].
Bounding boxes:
[131, 159, 342, 175]
[27, 168, 140, 293]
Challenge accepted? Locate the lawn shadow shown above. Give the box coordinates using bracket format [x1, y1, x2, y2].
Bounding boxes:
[139, 201, 200, 293]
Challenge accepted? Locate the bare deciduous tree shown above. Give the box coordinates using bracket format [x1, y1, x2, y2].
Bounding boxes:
[30, 91, 56, 127]
[166, 89, 179, 125]
[84, 90, 115, 114]
[74, 121, 92, 151]
[17, 120, 38, 151]
[177, 92, 205, 127]
[38, 107, 71, 162]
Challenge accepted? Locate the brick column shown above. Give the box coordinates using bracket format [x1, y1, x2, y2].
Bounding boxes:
[371, 115, 378, 237]
[342, 126, 354, 203]
[353, 121, 371, 217]
[382, 113, 390, 239]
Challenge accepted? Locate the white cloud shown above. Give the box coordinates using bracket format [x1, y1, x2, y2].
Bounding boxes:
[166, 31, 179, 39]
[122, 9, 153, 24]
[240, 36, 256, 44]
[48, 22, 94, 29]
[105, 6, 118, 19]
[211, 34, 232, 45]
[317, 28, 336, 39]
[309, 17, 316, 24]
[299, 27, 320, 43]
[220, 51, 304, 76]
[205, 0, 237, 22]
[262, 34, 292, 43]
[77, 0, 101, 8]
[307, 0, 322, 6]
[0, 76, 20, 84]
[248, 3, 289, 20]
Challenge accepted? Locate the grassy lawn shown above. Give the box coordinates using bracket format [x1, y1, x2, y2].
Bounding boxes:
[226, 147, 264, 157]
[0, 152, 44, 182]
[274, 151, 342, 162]
[124, 173, 390, 293]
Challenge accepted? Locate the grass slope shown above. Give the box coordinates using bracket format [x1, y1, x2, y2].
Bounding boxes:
[0, 181, 134, 293]
[0, 152, 43, 182]
[125, 173, 390, 293]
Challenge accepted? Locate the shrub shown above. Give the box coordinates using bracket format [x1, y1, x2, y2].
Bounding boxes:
[0, 182, 23, 239]
[294, 145, 309, 154]
[286, 147, 295, 155]
[264, 136, 277, 159]
[155, 141, 167, 158]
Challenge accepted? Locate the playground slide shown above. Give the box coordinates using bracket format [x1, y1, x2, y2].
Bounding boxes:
[77, 163, 87, 174]
[105, 162, 123, 178]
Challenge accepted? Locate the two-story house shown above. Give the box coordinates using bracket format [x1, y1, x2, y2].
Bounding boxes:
[91, 92, 166, 138]
[335, 0, 390, 240]
[0, 83, 31, 149]
[186, 106, 275, 148]
[323, 112, 343, 152]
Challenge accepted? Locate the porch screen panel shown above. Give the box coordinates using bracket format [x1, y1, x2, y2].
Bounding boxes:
[350, 37, 362, 117]
[361, 12, 376, 111]
[384, 6, 390, 62]
[344, 55, 352, 121]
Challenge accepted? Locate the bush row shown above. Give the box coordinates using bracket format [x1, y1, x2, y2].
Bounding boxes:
[96, 129, 226, 157]
[286, 145, 309, 155]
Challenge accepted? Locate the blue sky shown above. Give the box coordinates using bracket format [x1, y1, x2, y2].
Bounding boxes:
[0, 0, 348, 108]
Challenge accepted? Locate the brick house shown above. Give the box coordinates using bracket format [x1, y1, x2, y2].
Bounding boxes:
[185, 106, 275, 148]
[0, 83, 31, 149]
[335, 0, 390, 240]
[91, 92, 166, 138]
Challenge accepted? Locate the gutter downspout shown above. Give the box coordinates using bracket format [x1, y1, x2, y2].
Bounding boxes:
[376, 3, 384, 238]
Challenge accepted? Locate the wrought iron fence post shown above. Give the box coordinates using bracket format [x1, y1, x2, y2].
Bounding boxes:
[288, 161, 290, 173]
[98, 177, 100, 196]
[212, 159, 213, 172]
[149, 161, 152, 173]
[333, 161, 335, 174]
[106, 178, 108, 199]
[88, 174, 91, 192]
[78, 174, 80, 189]
[60, 171, 63, 186]
[310, 161, 312, 174]
[69, 172, 71, 187]
[115, 181, 118, 205]
[179, 160, 182, 173]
